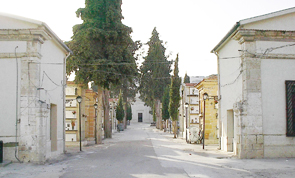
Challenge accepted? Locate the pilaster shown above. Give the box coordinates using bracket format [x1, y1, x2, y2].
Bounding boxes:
[234, 29, 264, 158]
[0, 28, 51, 163]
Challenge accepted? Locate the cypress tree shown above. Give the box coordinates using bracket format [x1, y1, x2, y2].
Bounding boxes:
[116, 91, 124, 123]
[184, 72, 190, 83]
[169, 54, 181, 138]
[139, 27, 171, 129]
[126, 103, 132, 123]
[66, 0, 138, 138]
[162, 87, 170, 131]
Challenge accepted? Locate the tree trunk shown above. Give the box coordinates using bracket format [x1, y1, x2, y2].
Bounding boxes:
[155, 99, 162, 130]
[173, 120, 177, 138]
[154, 99, 159, 129]
[96, 87, 103, 144]
[102, 89, 112, 138]
[123, 80, 128, 129]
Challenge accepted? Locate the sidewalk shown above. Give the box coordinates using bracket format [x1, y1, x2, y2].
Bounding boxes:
[151, 125, 235, 159]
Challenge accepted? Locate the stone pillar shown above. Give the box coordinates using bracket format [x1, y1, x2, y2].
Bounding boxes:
[17, 29, 50, 163]
[234, 29, 264, 158]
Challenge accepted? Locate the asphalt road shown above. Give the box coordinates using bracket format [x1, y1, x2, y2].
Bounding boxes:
[1, 122, 295, 178]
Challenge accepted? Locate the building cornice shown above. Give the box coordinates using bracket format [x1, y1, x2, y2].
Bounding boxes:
[0, 29, 51, 43]
[234, 29, 295, 43]
[233, 29, 256, 44]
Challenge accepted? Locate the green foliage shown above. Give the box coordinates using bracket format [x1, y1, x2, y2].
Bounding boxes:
[127, 103, 132, 121]
[66, 0, 138, 89]
[109, 77, 138, 102]
[169, 54, 181, 121]
[116, 91, 124, 122]
[184, 73, 190, 83]
[162, 87, 170, 121]
[139, 27, 171, 107]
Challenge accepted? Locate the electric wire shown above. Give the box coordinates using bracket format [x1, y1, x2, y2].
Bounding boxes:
[220, 43, 295, 87]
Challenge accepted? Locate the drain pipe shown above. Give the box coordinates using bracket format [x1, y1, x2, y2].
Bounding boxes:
[215, 51, 222, 150]
[63, 52, 71, 153]
[15, 46, 21, 163]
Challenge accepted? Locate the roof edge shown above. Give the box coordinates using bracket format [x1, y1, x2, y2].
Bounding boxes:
[240, 7, 295, 25]
[42, 22, 72, 54]
[211, 7, 295, 54]
[0, 12, 72, 54]
[211, 22, 240, 53]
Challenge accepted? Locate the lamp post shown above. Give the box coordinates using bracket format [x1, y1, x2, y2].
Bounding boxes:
[76, 96, 82, 151]
[185, 102, 189, 143]
[203, 93, 208, 150]
[94, 103, 98, 144]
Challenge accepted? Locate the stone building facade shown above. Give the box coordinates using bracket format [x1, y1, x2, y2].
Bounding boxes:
[196, 75, 219, 145]
[0, 13, 71, 163]
[211, 7, 295, 158]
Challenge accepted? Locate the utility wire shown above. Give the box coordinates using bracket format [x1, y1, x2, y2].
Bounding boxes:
[76, 68, 171, 80]
[221, 43, 295, 87]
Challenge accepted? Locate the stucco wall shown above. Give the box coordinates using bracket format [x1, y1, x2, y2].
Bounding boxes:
[0, 15, 39, 29]
[40, 39, 66, 159]
[0, 59, 18, 138]
[244, 13, 295, 31]
[218, 39, 243, 151]
[0, 40, 24, 162]
[261, 58, 295, 157]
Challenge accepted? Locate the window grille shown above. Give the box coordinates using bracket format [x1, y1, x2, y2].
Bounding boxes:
[286, 81, 295, 136]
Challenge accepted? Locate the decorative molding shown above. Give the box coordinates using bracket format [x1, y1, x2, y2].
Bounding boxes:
[0, 52, 42, 59]
[0, 28, 51, 44]
[233, 29, 256, 44]
[234, 29, 295, 44]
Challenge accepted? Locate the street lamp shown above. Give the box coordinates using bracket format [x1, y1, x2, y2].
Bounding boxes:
[185, 102, 189, 143]
[76, 96, 82, 151]
[94, 103, 98, 144]
[203, 93, 208, 150]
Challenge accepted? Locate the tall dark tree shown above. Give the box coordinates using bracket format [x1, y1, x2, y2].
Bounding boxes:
[162, 87, 170, 131]
[66, 0, 138, 138]
[116, 91, 124, 123]
[126, 103, 132, 124]
[184, 72, 190, 83]
[169, 54, 181, 138]
[139, 27, 171, 129]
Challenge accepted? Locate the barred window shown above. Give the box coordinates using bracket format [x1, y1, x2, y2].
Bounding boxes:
[286, 81, 295, 136]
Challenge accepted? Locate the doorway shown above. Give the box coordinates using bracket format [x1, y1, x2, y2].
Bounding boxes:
[227, 110, 234, 152]
[138, 113, 143, 122]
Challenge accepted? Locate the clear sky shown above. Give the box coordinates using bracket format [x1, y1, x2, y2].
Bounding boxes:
[1, 0, 295, 78]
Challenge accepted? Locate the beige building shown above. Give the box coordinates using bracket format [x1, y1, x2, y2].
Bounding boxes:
[65, 82, 86, 144]
[196, 75, 219, 145]
[65, 82, 103, 145]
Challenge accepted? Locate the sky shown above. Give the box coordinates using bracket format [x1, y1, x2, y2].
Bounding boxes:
[1, 0, 295, 78]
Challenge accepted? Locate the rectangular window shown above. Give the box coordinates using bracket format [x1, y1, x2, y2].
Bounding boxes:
[286, 81, 295, 136]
